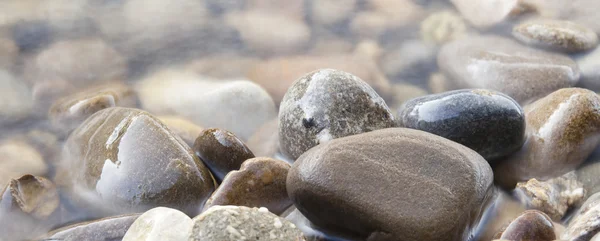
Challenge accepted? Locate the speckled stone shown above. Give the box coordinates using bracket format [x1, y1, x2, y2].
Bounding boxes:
[0, 175, 60, 240]
[203, 157, 291, 215]
[513, 19, 599, 53]
[193, 128, 255, 182]
[38, 214, 141, 241]
[123, 207, 192, 241]
[189, 206, 304, 241]
[438, 35, 580, 104]
[496, 210, 556, 241]
[287, 128, 495, 241]
[278, 69, 395, 160]
[398, 89, 525, 161]
[562, 193, 600, 241]
[514, 172, 586, 221]
[48, 83, 138, 133]
[58, 107, 216, 216]
[494, 88, 600, 188]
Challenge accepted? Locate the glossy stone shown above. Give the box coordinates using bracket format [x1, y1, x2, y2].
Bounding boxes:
[513, 19, 599, 53]
[189, 206, 304, 241]
[498, 210, 556, 241]
[398, 89, 525, 161]
[123, 207, 192, 241]
[494, 88, 600, 188]
[39, 214, 141, 241]
[438, 35, 580, 104]
[49, 82, 138, 133]
[193, 128, 255, 182]
[203, 157, 292, 215]
[279, 69, 395, 160]
[514, 172, 585, 221]
[562, 193, 600, 241]
[58, 107, 216, 216]
[287, 128, 495, 241]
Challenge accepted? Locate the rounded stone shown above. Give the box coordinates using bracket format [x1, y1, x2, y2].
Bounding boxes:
[58, 107, 216, 216]
[398, 89, 525, 161]
[123, 207, 192, 241]
[438, 35, 580, 104]
[494, 88, 600, 188]
[189, 206, 304, 241]
[193, 128, 255, 183]
[278, 68, 395, 160]
[498, 210, 556, 241]
[513, 19, 599, 53]
[203, 157, 292, 215]
[287, 128, 495, 241]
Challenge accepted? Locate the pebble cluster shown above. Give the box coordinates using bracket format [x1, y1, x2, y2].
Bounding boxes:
[3, 0, 600, 241]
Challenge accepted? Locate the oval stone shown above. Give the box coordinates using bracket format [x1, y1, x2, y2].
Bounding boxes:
[193, 128, 255, 183]
[279, 68, 395, 160]
[398, 89, 525, 161]
[513, 19, 599, 53]
[498, 210, 556, 241]
[287, 128, 495, 241]
[58, 107, 216, 216]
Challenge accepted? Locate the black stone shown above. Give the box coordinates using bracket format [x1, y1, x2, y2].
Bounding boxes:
[397, 89, 525, 161]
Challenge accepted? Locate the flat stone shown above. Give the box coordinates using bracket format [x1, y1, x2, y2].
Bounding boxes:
[48, 82, 138, 133]
[0, 69, 33, 125]
[494, 88, 600, 188]
[438, 35, 580, 104]
[193, 128, 255, 182]
[450, 0, 518, 28]
[38, 214, 141, 241]
[246, 42, 392, 103]
[158, 116, 204, 147]
[514, 172, 586, 221]
[278, 69, 395, 160]
[497, 210, 556, 241]
[562, 193, 600, 241]
[57, 107, 216, 216]
[123, 207, 192, 241]
[136, 69, 276, 140]
[398, 89, 525, 161]
[247, 119, 279, 158]
[287, 128, 495, 241]
[189, 206, 304, 241]
[203, 157, 291, 215]
[0, 139, 46, 188]
[513, 19, 599, 53]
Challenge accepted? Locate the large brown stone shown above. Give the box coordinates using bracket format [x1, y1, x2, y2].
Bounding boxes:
[287, 128, 495, 241]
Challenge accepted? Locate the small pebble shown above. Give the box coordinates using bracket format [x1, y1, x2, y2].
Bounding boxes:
[193, 128, 255, 182]
[123, 207, 192, 241]
[278, 68, 395, 160]
[398, 89, 525, 161]
[494, 88, 600, 188]
[513, 19, 599, 53]
[497, 210, 556, 241]
[203, 157, 292, 215]
[189, 206, 304, 241]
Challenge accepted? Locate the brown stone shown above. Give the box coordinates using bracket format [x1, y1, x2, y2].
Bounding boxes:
[497, 210, 556, 241]
[513, 19, 599, 53]
[203, 157, 291, 215]
[193, 128, 255, 183]
[494, 88, 600, 188]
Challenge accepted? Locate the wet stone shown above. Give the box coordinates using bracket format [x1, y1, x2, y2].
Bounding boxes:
[513, 19, 599, 53]
[438, 35, 580, 104]
[287, 128, 495, 241]
[496, 210, 556, 241]
[514, 172, 586, 221]
[397, 89, 525, 161]
[562, 193, 600, 241]
[158, 115, 204, 148]
[123, 207, 192, 241]
[193, 128, 255, 183]
[189, 206, 304, 241]
[38, 213, 141, 241]
[494, 88, 600, 188]
[58, 107, 216, 216]
[278, 68, 395, 160]
[48, 82, 138, 134]
[203, 157, 292, 215]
